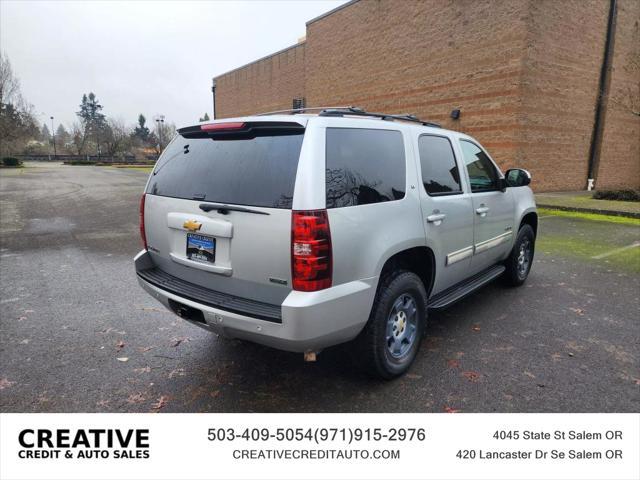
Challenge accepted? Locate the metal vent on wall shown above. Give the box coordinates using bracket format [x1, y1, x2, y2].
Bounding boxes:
[292, 98, 306, 110]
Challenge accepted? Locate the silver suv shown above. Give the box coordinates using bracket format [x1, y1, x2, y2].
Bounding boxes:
[135, 107, 537, 378]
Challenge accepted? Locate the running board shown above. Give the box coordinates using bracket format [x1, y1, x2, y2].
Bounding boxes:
[428, 265, 505, 310]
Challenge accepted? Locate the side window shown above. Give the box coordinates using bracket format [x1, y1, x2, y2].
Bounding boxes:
[418, 135, 462, 195]
[325, 128, 406, 208]
[460, 140, 500, 192]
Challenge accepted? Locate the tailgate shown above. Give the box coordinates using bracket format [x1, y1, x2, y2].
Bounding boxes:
[142, 121, 305, 306]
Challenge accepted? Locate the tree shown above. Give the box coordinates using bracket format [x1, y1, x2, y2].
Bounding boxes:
[199, 112, 210, 122]
[56, 124, 71, 151]
[0, 52, 38, 156]
[40, 123, 51, 143]
[133, 114, 151, 143]
[153, 120, 176, 154]
[76, 92, 106, 155]
[102, 118, 132, 156]
[71, 121, 88, 155]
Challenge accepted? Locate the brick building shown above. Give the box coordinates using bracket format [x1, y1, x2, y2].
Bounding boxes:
[213, 0, 639, 192]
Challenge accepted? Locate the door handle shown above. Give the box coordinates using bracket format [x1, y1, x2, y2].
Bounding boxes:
[475, 206, 489, 217]
[427, 213, 447, 223]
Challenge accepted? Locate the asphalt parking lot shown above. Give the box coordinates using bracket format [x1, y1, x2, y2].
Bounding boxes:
[1, 162, 638, 413]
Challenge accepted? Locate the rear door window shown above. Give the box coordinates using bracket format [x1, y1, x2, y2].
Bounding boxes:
[325, 128, 406, 208]
[418, 135, 463, 195]
[147, 129, 304, 208]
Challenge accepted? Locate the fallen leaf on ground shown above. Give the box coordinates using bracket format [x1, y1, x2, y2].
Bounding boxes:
[447, 359, 460, 369]
[138, 346, 154, 353]
[524, 370, 536, 379]
[134, 366, 151, 374]
[210, 390, 221, 398]
[0, 378, 15, 390]
[569, 307, 585, 316]
[171, 337, 190, 347]
[19, 339, 30, 345]
[96, 400, 110, 408]
[462, 371, 480, 382]
[471, 324, 481, 332]
[567, 352, 574, 357]
[116, 357, 129, 362]
[115, 340, 125, 351]
[151, 395, 169, 411]
[126, 393, 145, 404]
[444, 406, 460, 413]
[168, 368, 185, 379]
[18, 316, 27, 321]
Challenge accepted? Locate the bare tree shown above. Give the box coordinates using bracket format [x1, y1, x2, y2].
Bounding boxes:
[71, 122, 89, 155]
[0, 51, 20, 106]
[0, 52, 38, 155]
[102, 118, 132, 156]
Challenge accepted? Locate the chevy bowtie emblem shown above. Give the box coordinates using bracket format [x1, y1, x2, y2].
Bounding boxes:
[183, 219, 202, 232]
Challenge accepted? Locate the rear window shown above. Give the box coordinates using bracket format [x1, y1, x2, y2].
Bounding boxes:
[325, 128, 406, 208]
[146, 130, 304, 208]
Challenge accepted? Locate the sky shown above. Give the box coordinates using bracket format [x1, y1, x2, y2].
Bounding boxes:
[0, 0, 347, 130]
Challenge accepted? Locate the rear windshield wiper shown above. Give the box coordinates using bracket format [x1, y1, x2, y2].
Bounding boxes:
[199, 203, 270, 215]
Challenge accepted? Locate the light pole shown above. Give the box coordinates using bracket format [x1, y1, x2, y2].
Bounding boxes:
[155, 115, 165, 153]
[50, 116, 57, 157]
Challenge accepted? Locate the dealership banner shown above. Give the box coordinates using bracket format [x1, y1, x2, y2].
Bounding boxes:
[1, 413, 638, 480]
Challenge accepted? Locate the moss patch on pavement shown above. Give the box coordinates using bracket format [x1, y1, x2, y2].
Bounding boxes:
[538, 208, 640, 227]
[537, 209, 640, 273]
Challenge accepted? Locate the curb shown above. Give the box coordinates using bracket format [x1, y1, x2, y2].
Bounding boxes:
[536, 203, 640, 220]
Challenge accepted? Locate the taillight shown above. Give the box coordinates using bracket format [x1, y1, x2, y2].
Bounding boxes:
[139, 194, 148, 250]
[291, 210, 332, 291]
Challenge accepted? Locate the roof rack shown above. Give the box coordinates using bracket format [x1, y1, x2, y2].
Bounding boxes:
[318, 107, 441, 128]
[257, 106, 354, 116]
[257, 106, 441, 128]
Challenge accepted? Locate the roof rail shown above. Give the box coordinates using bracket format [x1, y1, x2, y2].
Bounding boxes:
[318, 107, 441, 128]
[257, 106, 354, 116]
[256, 106, 441, 128]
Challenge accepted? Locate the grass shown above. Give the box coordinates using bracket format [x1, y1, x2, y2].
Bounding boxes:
[538, 208, 640, 227]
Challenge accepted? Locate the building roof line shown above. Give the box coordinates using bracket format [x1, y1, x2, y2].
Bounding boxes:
[306, 0, 360, 26]
[213, 41, 305, 80]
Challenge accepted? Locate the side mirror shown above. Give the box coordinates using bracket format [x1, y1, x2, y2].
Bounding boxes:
[505, 168, 531, 187]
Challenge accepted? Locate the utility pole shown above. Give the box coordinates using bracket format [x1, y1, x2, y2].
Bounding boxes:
[50, 116, 57, 157]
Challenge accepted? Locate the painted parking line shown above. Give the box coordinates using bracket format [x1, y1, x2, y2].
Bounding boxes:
[591, 241, 640, 260]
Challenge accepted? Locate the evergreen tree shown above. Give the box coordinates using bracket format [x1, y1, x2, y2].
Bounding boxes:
[40, 123, 51, 142]
[133, 114, 150, 142]
[199, 112, 210, 122]
[76, 92, 106, 154]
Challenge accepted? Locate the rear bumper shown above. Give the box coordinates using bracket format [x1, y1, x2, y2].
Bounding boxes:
[134, 250, 377, 352]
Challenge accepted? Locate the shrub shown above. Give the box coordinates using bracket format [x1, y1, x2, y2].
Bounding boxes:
[2, 157, 22, 167]
[592, 190, 640, 202]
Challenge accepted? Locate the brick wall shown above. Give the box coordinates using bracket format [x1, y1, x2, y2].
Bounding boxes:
[215, 43, 306, 118]
[597, 0, 640, 190]
[213, 0, 640, 191]
[519, 0, 609, 191]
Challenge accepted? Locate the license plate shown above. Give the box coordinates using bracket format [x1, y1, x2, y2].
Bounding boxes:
[186, 233, 216, 263]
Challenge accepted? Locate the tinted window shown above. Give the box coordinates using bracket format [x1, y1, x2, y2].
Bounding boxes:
[146, 132, 304, 208]
[325, 128, 405, 208]
[418, 135, 462, 195]
[460, 140, 500, 192]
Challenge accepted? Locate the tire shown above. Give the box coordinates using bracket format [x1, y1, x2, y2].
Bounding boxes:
[503, 224, 535, 286]
[355, 270, 427, 379]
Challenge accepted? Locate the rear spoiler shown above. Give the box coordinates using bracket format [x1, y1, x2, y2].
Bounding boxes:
[178, 121, 304, 140]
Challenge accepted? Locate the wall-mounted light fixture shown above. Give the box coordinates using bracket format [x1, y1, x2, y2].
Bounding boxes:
[451, 109, 461, 120]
